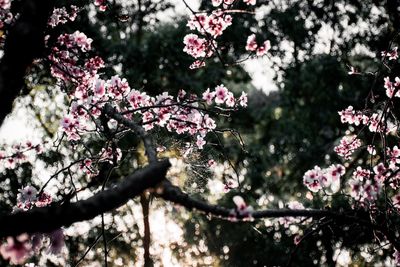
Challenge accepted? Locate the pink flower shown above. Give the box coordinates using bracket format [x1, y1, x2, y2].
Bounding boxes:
[93, 78, 106, 97]
[202, 88, 215, 105]
[338, 106, 362, 125]
[189, 60, 206, 69]
[246, 35, 270, 56]
[224, 178, 239, 192]
[232, 196, 253, 217]
[0, 0, 11, 10]
[35, 192, 52, 207]
[214, 84, 229, 104]
[256, 40, 271, 56]
[239, 92, 248, 107]
[382, 47, 398, 61]
[334, 135, 361, 160]
[99, 147, 122, 163]
[0, 234, 31, 265]
[17, 186, 38, 204]
[245, 34, 258, 52]
[208, 159, 216, 168]
[183, 34, 208, 59]
[294, 234, 302, 245]
[196, 135, 206, 149]
[303, 166, 323, 192]
[95, 0, 107, 11]
[225, 92, 235, 107]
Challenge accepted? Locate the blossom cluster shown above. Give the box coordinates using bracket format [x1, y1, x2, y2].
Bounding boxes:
[15, 185, 52, 211]
[49, 31, 96, 82]
[48, 29, 247, 158]
[183, 34, 216, 59]
[348, 167, 379, 206]
[381, 46, 398, 61]
[183, 10, 232, 64]
[303, 164, 345, 193]
[384, 76, 400, 98]
[333, 135, 362, 160]
[187, 10, 233, 38]
[183, 0, 266, 68]
[48, 5, 79, 28]
[304, 53, 400, 213]
[0, 186, 64, 265]
[339, 106, 396, 134]
[245, 34, 271, 56]
[0, 142, 44, 170]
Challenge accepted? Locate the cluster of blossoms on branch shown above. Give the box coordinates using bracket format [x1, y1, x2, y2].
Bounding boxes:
[245, 34, 271, 56]
[183, 0, 269, 69]
[48, 5, 79, 28]
[44, 16, 248, 176]
[303, 47, 400, 211]
[303, 164, 345, 193]
[0, 186, 63, 265]
[0, 142, 44, 170]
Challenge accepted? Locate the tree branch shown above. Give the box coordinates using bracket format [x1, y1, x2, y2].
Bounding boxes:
[156, 180, 400, 251]
[0, 159, 170, 238]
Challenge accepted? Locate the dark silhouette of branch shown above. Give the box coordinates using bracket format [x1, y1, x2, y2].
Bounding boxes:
[0, 159, 170, 238]
[157, 180, 332, 219]
[0, 0, 55, 126]
[156, 180, 400, 251]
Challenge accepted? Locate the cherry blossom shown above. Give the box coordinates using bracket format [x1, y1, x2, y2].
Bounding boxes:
[245, 35, 271, 56]
[48, 6, 78, 28]
[183, 34, 214, 59]
[224, 178, 239, 192]
[202, 88, 215, 105]
[245, 34, 258, 52]
[17, 186, 38, 205]
[95, 0, 107, 11]
[232, 196, 253, 218]
[338, 106, 363, 125]
[0, 235, 31, 265]
[303, 164, 345, 193]
[214, 84, 229, 104]
[381, 47, 398, 61]
[333, 135, 361, 159]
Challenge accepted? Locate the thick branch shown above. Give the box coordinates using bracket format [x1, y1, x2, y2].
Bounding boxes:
[0, 160, 170, 238]
[157, 180, 400, 251]
[0, 0, 54, 126]
[157, 180, 331, 219]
